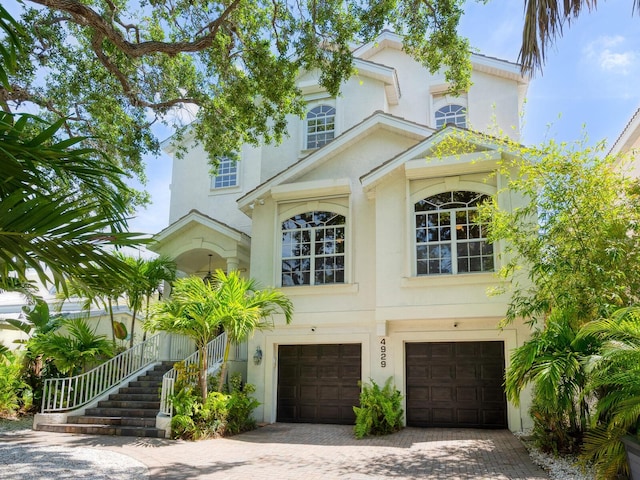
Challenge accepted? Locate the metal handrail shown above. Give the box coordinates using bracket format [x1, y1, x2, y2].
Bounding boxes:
[159, 331, 227, 416]
[41, 333, 162, 413]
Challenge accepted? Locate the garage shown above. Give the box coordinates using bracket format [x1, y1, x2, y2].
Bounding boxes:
[277, 344, 361, 424]
[406, 341, 507, 428]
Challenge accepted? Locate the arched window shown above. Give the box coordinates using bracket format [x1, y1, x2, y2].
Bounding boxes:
[306, 105, 336, 149]
[415, 191, 493, 275]
[435, 104, 466, 129]
[281, 211, 345, 286]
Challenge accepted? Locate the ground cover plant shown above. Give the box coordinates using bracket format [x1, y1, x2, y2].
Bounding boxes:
[353, 377, 403, 439]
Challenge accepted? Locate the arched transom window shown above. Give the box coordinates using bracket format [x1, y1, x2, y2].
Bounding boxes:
[306, 105, 336, 149]
[415, 191, 493, 275]
[282, 211, 345, 286]
[435, 104, 466, 129]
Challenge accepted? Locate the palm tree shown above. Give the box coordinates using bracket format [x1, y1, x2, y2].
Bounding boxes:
[147, 271, 293, 401]
[117, 254, 177, 348]
[505, 308, 600, 453]
[519, 1, 640, 74]
[0, 6, 144, 295]
[31, 318, 114, 376]
[147, 276, 227, 401]
[579, 307, 640, 479]
[211, 270, 293, 392]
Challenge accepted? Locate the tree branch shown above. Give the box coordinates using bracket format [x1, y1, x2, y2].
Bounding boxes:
[28, 0, 242, 57]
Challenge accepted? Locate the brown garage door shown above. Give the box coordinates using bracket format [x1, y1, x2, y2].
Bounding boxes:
[277, 344, 361, 424]
[406, 341, 507, 428]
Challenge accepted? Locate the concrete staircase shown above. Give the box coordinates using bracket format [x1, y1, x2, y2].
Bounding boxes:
[36, 361, 174, 438]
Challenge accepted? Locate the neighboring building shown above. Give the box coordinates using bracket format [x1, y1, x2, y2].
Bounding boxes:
[153, 31, 534, 431]
[610, 107, 640, 172]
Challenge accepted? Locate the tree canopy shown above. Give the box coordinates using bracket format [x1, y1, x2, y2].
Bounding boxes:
[4, 0, 472, 205]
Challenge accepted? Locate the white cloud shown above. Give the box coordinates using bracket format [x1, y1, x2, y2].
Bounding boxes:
[584, 35, 637, 73]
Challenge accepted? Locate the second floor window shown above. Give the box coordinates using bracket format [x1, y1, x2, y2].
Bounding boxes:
[306, 105, 336, 149]
[415, 191, 493, 275]
[435, 104, 467, 129]
[211, 156, 238, 189]
[282, 211, 345, 286]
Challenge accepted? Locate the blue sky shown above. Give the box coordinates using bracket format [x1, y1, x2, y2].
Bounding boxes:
[131, 1, 640, 236]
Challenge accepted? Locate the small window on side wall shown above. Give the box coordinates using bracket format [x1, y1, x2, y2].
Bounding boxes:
[435, 104, 466, 129]
[306, 105, 336, 149]
[210, 156, 238, 189]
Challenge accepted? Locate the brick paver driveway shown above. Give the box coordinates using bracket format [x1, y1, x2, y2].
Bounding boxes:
[6, 423, 549, 480]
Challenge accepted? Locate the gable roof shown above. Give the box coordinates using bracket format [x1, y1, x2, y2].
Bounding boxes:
[353, 30, 529, 85]
[360, 125, 512, 191]
[237, 111, 434, 211]
[152, 209, 250, 248]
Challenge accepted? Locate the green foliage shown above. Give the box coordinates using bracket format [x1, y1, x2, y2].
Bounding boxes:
[353, 378, 403, 439]
[579, 307, 640, 478]
[169, 374, 259, 440]
[504, 309, 599, 454]
[30, 318, 114, 375]
[476, 134, 640, 327]
[5, 0, 472, 196]
[148, 271, 292, 399]
[0, 350, 29, 417]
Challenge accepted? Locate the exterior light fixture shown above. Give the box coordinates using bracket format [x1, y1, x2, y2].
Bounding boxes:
[203, 254, 213, 283]
[253, 346, 263, 365]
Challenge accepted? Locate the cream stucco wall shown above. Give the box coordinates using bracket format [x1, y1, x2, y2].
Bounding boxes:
[161, 34, 533, 432]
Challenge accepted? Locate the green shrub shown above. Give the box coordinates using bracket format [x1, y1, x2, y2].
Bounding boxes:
[528, 391, 582, 455]
[353, 377, 403, 439]
[0, 351, 29, 418]
[169, 373, 259, 440]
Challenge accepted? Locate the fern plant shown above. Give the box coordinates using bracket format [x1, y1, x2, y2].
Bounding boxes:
[353, 377, 403, 439]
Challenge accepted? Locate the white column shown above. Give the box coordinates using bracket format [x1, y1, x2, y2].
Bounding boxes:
[226, 257, 239, 273]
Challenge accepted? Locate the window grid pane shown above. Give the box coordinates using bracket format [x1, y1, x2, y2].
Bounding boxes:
[211, 157, 238, 189]
[415, 191, 493, 276]
[282, 211, 345, 286]
[306, 105, 336, 149]
[435, 104, 467, 129]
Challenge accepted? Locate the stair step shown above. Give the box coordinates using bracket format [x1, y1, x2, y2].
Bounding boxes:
[36, 423, 165, 437]
[108, 393, 161, 402]
[85, 407, 159, 418]
[98, 400, 160, 409]
[118, 387, 159, 395]
[67, 416, 156, 427]
[128, 380, 163, 388]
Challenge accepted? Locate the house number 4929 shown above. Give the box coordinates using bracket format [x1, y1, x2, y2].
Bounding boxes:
[380, 338, 387, 368]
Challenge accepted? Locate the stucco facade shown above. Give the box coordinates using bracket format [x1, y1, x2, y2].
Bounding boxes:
[154, 32, 535, 431]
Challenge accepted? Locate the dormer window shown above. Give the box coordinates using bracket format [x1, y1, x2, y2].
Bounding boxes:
[210, 156, 238, 189]
[435, 104, 467, 129]
[306, 105, 336, 149]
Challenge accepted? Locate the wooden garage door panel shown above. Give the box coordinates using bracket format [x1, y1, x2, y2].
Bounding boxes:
[406, 341, 507, 429]
[277, 344, 361, 424]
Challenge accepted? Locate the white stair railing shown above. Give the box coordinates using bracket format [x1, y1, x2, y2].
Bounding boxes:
[41, 333, 162, 413]
[159, 331, 227, 416]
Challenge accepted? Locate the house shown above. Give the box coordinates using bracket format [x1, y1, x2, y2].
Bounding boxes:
[152, 31, 535, 431]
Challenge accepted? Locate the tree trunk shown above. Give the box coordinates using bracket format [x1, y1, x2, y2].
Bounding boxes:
[129, 309, 137, 349]
[199, 344, 208, 402]
[217, 339, 231, 393]
[108, 297, 116, 347]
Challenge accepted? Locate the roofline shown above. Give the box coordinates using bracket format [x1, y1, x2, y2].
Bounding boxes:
[609, 107, 640, 156]
[153, 209, 250, 246]
[359, 125, 518, 189]
[237, 111, 434, 209]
